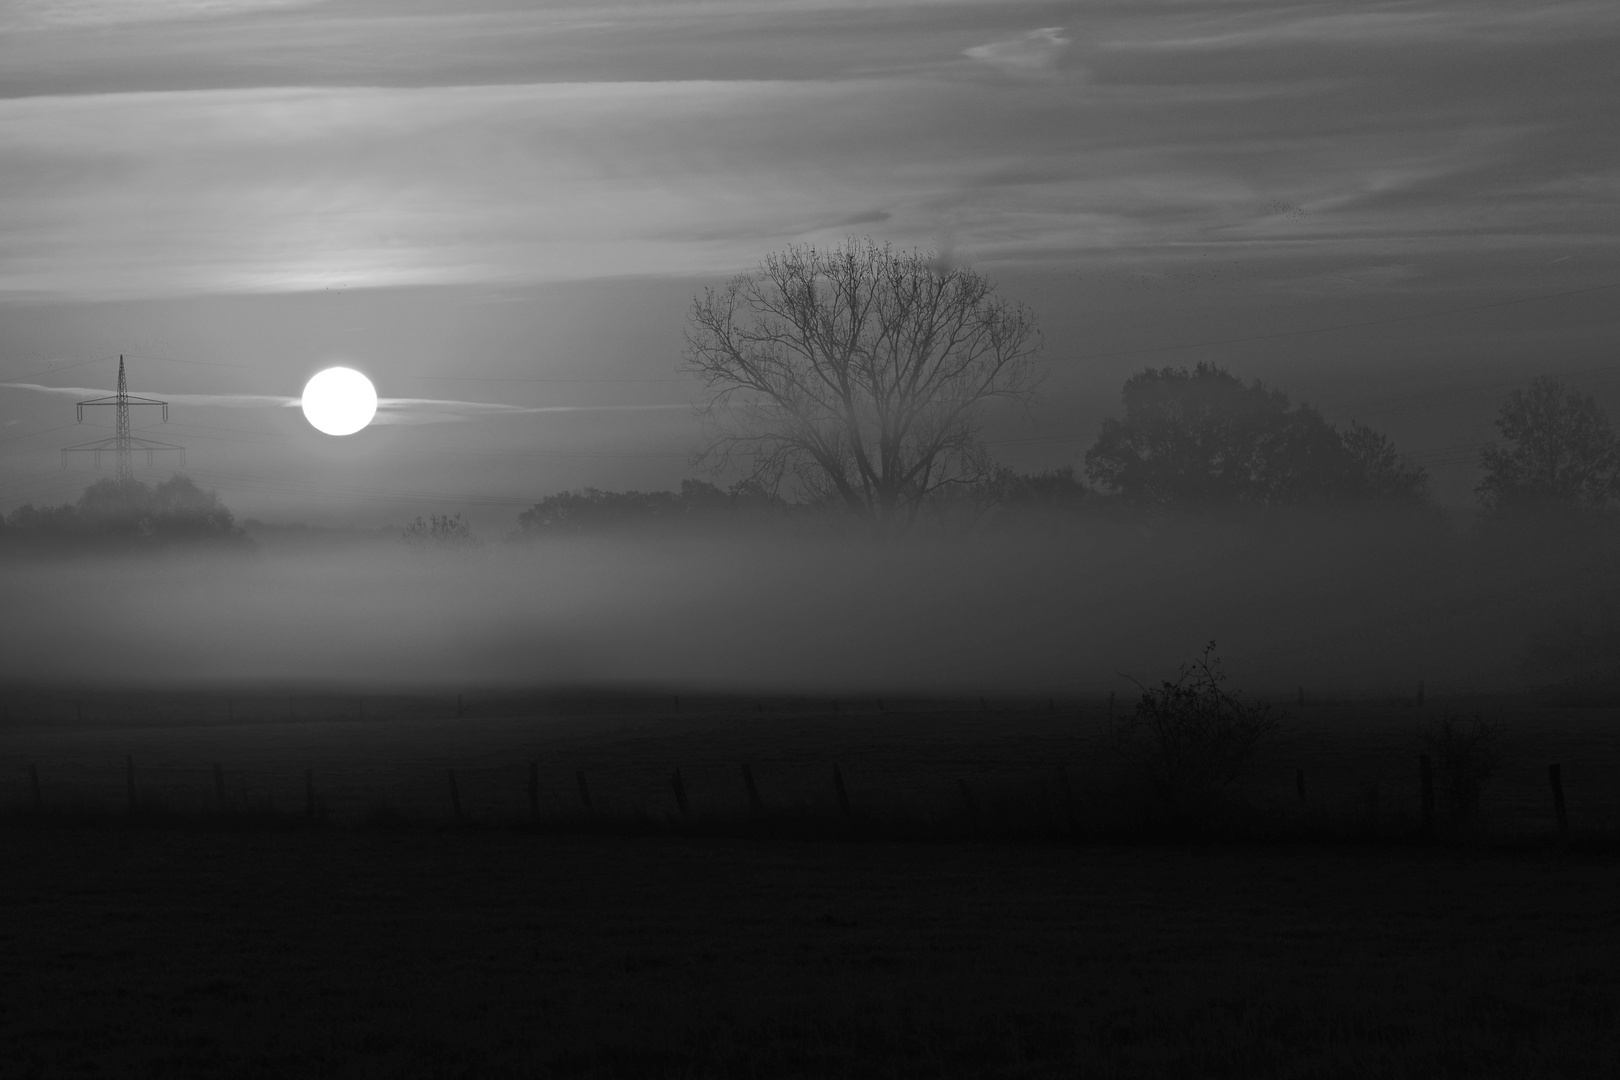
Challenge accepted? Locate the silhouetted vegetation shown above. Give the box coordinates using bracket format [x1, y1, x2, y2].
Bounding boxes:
[1477, 375, 1618, 515]
[1, 475, 249, 553]
[1084, 363, 1427, 510]
[402, 512, 477, 550]
[962, 464, 1093, 533]
[1419, 711, 1500, 827]
[514, 479, 786, 538]
[684, 239, 1040, 534]
[1113, 642, 1282, 824]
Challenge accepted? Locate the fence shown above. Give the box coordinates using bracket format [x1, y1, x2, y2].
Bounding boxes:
[3, 750, 1600, 845]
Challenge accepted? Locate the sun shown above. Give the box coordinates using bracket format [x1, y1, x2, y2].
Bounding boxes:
[301, 367, 378, 436]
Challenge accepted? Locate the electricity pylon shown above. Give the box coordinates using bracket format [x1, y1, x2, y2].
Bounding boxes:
[62, 356, 185, 481]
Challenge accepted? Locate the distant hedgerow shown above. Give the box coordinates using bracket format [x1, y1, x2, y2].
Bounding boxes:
[402, 513, 477, 550]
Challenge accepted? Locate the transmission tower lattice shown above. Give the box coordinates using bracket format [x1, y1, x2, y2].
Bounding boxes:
[62, 355, 185, 481]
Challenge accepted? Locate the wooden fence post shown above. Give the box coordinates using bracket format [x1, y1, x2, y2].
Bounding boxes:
[742, 763, 763, 818]
[526, 761, 539, 822]
[213, 764, 227, 814]
[1416, 680, 1425, 708]
[1419, 755, 1435, 835]
[833, 764, 851, 819]
[1549, 764, 1569, 841]
[29, 763, 41, 813]
[575, 770, 593, 815]
[304, 768, 317, 820]
[1295, 768, 1306, 808]
[672, 768, 690, 820]
[456, 694, 464, 719]
[126, 755, 136, 814]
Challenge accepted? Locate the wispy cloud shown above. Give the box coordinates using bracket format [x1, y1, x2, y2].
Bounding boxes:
[0, 0, 1613, 303]
[963, 26, 1071, 75]
[1, 381, 692, 424]
[6, 0, 329, 29]
[372, 399, 692, 425]
[1, 383, 299, 408]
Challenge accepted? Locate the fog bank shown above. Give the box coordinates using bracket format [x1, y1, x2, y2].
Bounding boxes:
[4, 510, 1599, 702]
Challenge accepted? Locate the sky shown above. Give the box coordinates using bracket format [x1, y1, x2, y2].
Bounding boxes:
[2, 0, 1618, 529]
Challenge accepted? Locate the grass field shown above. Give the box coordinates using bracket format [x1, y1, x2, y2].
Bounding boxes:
[3, 825, 1618, 1077]
[3, 690, 1618, 1076]
[1, 690, 1616, 839]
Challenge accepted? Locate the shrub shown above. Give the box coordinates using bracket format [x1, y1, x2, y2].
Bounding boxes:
[402, 513, 477, 550]
[1114, 642, 1282, 819]
[1420, 712, 1499, 825]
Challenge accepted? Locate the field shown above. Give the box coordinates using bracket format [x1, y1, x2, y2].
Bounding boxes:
[3, 691, 1619, 1077]
[2, 689, 1617, 838]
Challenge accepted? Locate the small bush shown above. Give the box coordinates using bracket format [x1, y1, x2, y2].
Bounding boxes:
[1115, 641, 1282, 820]
[402, 512, 477, 550]
[1420, 711, 1499, 824]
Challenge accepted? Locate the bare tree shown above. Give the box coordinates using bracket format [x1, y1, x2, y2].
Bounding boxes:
[683, 239, 1040, 533]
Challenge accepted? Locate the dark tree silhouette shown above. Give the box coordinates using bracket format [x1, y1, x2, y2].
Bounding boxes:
[1115, 641, 1282, 820]
[1477, 376, 1617, 515]
[683, 238, 1040, 533]
[515, 480, 780, 538]
[1084, 363, 1426, 509]
[4, 475, 246, 549]
[402, 513, 477, 549]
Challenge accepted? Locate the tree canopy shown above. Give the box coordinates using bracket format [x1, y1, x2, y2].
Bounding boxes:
[3, 475, 248, 551]
[683, 239, 1040, 534]
[1477, 376, 1617, 515]
[1084, 363, 1427, 510]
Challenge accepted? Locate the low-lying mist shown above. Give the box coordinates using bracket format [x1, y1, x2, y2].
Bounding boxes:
[1, 509, 1611, 701]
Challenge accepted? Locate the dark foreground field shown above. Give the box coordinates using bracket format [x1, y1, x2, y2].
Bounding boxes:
[4, 693, 1620, 1077]
[2, 824, 1619, 1079]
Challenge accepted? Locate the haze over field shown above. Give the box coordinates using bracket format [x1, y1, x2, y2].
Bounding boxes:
[0, 511, 1589, 698]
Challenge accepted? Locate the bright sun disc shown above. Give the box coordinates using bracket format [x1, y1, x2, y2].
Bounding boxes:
[301, 367, 378, 436]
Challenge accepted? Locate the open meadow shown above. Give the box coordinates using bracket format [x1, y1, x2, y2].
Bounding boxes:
[3, 515, 1617, 1075]
[3, 689, 1620, 1077]
[1, 689, 1619, 841]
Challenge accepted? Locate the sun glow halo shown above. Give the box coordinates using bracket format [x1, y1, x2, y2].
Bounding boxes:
[301, 367, 378, 436]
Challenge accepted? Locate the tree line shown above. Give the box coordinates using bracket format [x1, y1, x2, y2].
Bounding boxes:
[4, 239, 1615, 549]
[0, 475, 248, 552]
[670, 238, 1617, 532]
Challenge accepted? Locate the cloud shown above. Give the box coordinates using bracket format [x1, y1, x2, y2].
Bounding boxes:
[0, 2, 1613, 303]
[372, 399, 692, 425]
[6, 0, 329, 29]
[1, 383, 300, 408]
[1, 382, 692, 425]
[963, 27, 1071, 74]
